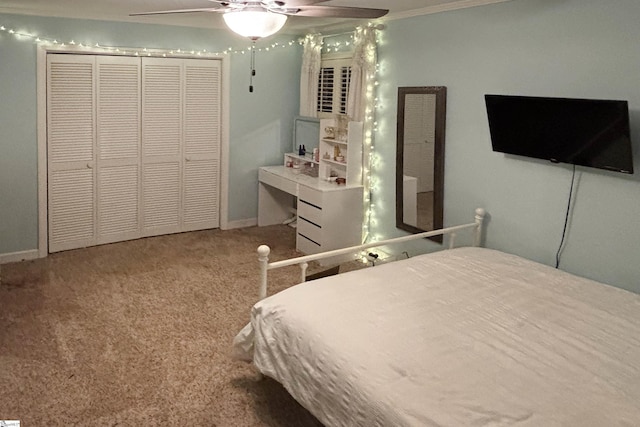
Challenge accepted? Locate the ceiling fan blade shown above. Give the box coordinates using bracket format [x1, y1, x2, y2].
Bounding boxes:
[292, 5, 388, 19]
[130, 8, 223, 17]
[280, 0, 330, 5]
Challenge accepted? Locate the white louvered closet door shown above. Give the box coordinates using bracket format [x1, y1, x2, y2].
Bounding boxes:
[141, 58, 183, 236]
[96, 56, 141, 245]
[182, 59, 221, 231]
[47, 54, 96, 252]
[48, 55, 221, 252]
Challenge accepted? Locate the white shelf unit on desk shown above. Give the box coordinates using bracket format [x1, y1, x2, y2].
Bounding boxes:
[283, 152, 319, 166]
[318, 119, 363, 186]
[283, 152, 319, 178]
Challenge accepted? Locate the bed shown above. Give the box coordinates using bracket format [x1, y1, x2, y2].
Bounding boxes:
[233, 209, 640, 426]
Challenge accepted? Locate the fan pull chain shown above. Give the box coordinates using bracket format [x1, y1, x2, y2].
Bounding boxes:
[249, 40, 256, 93]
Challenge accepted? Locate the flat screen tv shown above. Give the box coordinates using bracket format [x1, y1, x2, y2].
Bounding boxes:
[485, 94, 634, 174]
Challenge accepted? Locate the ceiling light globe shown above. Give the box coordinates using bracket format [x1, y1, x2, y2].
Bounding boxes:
[223, 11, 287, 40]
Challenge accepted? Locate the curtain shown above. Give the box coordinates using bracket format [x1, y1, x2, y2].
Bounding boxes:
[299, 33, 323, 117]
[347, 26, 377, 122]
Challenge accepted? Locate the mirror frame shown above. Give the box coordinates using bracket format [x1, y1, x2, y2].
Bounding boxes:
[395, 86, 447, 241]
[292, 115, 320, 152]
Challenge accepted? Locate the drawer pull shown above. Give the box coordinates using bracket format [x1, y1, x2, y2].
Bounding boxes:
[300, 199, 322, 210]
[298, 233, 321, 246]
[299, 216, 321, 229]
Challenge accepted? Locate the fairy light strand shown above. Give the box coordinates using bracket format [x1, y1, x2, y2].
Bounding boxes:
[357, 26, 380, 246]
[1, 21, 383, 248]
[0, 24, 302, 57]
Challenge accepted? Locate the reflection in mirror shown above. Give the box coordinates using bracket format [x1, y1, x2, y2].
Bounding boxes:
[396, 86, 446, 240]
[293, 116, 320, 153]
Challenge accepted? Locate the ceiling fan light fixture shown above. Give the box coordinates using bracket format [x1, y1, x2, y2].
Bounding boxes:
[222, 10, 287, 40]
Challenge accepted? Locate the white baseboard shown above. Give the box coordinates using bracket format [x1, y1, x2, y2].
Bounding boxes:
[223, 218, 258, 230]
[0, 249, 40, 264]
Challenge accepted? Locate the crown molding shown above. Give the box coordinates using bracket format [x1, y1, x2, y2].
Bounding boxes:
[385, 0, 512, 21]
[0, 0, 513, 33]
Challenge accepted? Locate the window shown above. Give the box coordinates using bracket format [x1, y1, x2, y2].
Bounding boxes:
[317, 66, 335, 113]
[317, 56, 352, 118]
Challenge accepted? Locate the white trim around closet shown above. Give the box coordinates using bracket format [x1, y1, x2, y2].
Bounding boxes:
[219, 52, 231, 230]
[36, 45, 230, 257]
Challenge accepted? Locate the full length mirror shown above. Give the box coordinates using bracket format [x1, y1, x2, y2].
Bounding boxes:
[396, 86, 446, 238]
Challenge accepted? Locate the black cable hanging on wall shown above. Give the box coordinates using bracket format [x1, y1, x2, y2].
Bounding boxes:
[555, 164, 577, 268]
[249, 40, 256, 93]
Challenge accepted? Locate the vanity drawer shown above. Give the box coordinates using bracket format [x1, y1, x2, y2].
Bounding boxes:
[259, 168, 297, 196]
[297, 232, 322, 254]
[298, 199, 323, 226]
[298, 185, 323, 208]
[297, 216, 322, 244]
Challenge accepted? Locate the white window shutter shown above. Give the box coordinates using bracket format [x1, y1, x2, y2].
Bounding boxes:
[317, 67, 334, 113]
[96, 56, 141, 244]
[182, 59, 221, 230]
[339, 66, 351, 115]
[141, 58, 183, 235]
[316, 57, 352, 118]
[47, 54, 96, 252]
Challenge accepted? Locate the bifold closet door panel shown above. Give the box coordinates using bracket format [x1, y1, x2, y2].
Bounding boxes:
[96, 56, 142, 245]
[141, 57, 183, 236]
[47, 54, 97, 253]
[182, 59, 221, 231]
[47, 55, 222, 252]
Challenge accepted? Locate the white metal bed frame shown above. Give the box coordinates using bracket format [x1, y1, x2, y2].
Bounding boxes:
[257, 208, 486, 300]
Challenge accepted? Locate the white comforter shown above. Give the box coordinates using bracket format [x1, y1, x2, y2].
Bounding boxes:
[233, 247, 640, 426]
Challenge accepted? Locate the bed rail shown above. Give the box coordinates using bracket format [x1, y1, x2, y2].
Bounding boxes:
[257, 208, 486, 300]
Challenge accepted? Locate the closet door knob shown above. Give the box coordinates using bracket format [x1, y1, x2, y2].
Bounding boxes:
[185, 157, 192, 162]
[86, 163, 93, 169]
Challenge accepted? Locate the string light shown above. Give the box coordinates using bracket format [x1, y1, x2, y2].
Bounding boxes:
[323, 34, 355, 54]
[0, 23, 304, 58]
[1, 20, 384, 245]
[355, 23, 388, 248]
[345, 24, 383, 245]
[305, 24, 382, 246]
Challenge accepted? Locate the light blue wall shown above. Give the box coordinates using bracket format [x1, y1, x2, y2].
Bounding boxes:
[0, 13, 301, 254]
[4, 2, 640, 293]
[375, 0, 640, 293]
[0, 28, 38, 256]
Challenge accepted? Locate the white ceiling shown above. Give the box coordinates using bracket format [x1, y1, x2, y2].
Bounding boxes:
[0, 0, 509, 34]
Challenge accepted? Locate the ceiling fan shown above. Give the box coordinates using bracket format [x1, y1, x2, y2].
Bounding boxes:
[131, 1, 388, 92]
[131, 1, 389, 39]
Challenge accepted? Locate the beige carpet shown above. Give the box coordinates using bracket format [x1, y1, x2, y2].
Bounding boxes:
[416, 191, 434, 231]
[0, 225, 333, 426]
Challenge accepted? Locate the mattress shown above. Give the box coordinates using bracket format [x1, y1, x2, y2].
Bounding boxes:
[233, 247, 640, 426]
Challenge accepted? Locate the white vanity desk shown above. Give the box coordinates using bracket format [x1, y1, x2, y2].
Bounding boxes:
[258, 165, 363, 255]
